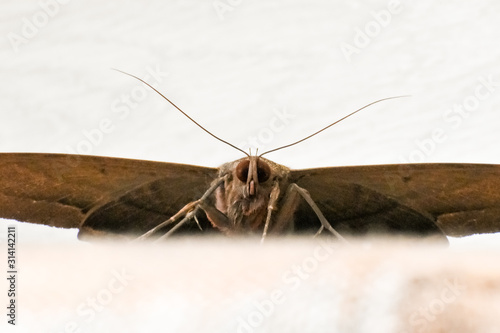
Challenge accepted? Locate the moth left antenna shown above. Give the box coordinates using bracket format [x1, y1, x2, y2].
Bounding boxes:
[259, 95, 409, 158]
[113, 69, 249, 157]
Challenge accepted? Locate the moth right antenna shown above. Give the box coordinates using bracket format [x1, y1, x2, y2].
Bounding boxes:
[259, 95, 409, 158]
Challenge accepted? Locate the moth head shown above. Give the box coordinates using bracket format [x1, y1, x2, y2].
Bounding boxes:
[235, 156, 271, 197]
[216, 156, 289, 211]
[219, 156, 287, 195]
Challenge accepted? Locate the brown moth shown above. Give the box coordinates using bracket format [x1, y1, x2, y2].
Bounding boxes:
[2, 72, 500, 243]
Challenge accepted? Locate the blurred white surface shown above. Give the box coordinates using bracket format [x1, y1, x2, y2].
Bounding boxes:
[2, 238, 500, 333]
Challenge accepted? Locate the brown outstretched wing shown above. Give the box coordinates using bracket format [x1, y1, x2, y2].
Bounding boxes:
[291, 163, 500, 237]
[2, 154, 500, 239]
[0, 153, 217, 238]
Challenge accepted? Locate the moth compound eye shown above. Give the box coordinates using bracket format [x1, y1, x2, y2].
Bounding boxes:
[236, 160, 250, 182]
[257, 160, 271, 183]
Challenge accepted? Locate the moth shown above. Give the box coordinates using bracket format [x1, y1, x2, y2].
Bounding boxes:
[2, 72, 500, 243]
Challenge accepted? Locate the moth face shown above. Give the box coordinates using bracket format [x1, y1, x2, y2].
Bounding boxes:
[234, 157, 271, 197]
[214, 156, 290, 231]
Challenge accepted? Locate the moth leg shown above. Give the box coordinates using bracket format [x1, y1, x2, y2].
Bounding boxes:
[156, 206, 201, 241]
[313, 225, 324, 237]
[193, 215, 203, 231]
[260, 180, 281, 243]
[272, 183, 348, 243]
[135, 201, 197, 240]
[136, 176, 226, 240]
[197, 201, 233, 234]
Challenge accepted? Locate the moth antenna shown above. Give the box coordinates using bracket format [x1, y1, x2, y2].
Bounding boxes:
[113, 69, 249, 157]
[259, 95, 410, 158]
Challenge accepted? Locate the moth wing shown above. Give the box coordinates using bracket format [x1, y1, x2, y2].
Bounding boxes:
[0, 153, 217, 238]
[79, 176, 217, 239]
[290, 163, 500, 237]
